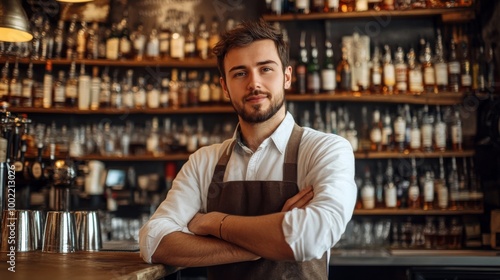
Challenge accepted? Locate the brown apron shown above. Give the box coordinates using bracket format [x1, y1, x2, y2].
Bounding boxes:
[207, 124, 328, 280]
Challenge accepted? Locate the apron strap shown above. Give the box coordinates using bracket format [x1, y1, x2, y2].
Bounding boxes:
[283, 124, 304, 183]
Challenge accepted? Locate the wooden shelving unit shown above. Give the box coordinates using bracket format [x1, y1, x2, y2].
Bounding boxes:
[354, 208, 484, 215]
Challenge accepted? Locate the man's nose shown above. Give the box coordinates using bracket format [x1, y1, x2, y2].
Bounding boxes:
[247, 71, 262, 91]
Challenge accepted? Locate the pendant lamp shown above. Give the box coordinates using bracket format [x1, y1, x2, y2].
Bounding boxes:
[0, 0, 33, 42]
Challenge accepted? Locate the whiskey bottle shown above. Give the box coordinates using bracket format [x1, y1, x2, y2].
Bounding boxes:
[90, 67, 101, 110]
[407, 48, 424, 95]
[409, 115, 421, 151]
[66, 15, 78, 59]
[295, 0, 310, 13]
[420, 105, 433, 152]
[78, 64, 91, 110]
[21, 62, 34, 107]
[422, 42, 436, 93]
[382, 44, 395, 94]
[86, 22, 100, 59]
[360, 166, 375, 209]
[460, 41, 472, 92]
[307, 34, 321, 94]
[434, 29, 448, 92]
[485, 43, 496, 93]
[132, 23, 147, 60]
[381, 110, 393, 151]
[170, 23, 185, 60]
[450, 110, 463, 151]
[340, 0, 355, 12]
[65, 60, 78, 107]
[448, 157, 460, 210]
[370, 45, 383, 94]
[160, 78, 170, 108]
[369, 108, 383, 151]
[8, 60, 22, 107]
[408, 157, 421, 209]
[196, 16, 209, 60]
[345, 120, 358, 152]
[473, 44, 487, 93]
[41, 20, 54, 60]
[337, 45, 352, 92]
[43, 60, 54, 108]
[169, 69, 180, 109]
[53, 20, 65, 59]
[99, 68, 111, 108]
[0, 61, 9, 102]
[208, 17, 220, 58]
[296, 31, 308, 94]
[122, 70, 134, 109]
[393, 108, 406, 153]
[321, 40, 336, 93]
[423, 170, 435, 210]
[199, 71, 211, 105]
[184, 20, 196, 58]
[394, 46, 408, 94]
[325, 0, 340, 12]
[76, 20, 88, 60]
[119, 14, 133, 60]
[146, 29, 160, 60]
[384, 159, 397, 208]
[110, 70, 123, 109]
[448, 39, 461, 93]
[210, 73, 223, 104]
[359, 106, 371, 151]
[52, 71, 66, 108]
[106, 23, 120, 60]
[311, 0, 325, 13]
[146, 82, 160, 109]
[435, 156, 449, 209]
[135, 77, 147, 109]
[433, 105, 446, 152]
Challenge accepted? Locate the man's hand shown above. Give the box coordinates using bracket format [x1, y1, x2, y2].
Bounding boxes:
[281, 186, 314, 212]
[188, 211, 224, 237]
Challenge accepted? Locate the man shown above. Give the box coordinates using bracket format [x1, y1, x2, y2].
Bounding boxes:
[139, 19, 357, 279]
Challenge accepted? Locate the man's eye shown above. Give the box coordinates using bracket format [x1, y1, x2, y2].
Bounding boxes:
[262, 67, 273, 72]
[233, 72, 246, 77]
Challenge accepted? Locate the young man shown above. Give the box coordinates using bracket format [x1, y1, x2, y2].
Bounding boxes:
[139, 19, 357, 279]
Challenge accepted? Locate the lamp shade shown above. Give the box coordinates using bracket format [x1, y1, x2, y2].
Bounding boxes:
[0, 0, 33, 42]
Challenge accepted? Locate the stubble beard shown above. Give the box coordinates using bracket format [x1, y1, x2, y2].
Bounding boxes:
[229, 89, 285, 124]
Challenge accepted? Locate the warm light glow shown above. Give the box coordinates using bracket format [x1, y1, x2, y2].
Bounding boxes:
[56, 0, 93, 2]
[0, 27, 33, 42]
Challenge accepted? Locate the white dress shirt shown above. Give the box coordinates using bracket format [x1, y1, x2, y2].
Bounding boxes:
[139, 112, 357, 263]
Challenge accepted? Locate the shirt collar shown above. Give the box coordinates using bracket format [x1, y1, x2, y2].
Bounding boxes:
[232, 112, 296, 155]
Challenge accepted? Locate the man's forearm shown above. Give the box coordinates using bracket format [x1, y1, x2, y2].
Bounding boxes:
[151, 231, 259, 267]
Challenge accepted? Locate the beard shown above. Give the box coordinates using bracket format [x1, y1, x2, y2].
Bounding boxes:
[229, 89, 285, 124]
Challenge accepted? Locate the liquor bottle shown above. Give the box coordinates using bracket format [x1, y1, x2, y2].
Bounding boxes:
[473, 44, 487, 93]
[361, 166, 375, 209]
[0, 61, 9, 102]
[422, 217, 436, 249]
[208, 17, 220, 58]
[119, 14, 133, 60]
[345, 120, 358, 152]
[41, 20, 54, 60]
[106, 23, 120, 60]
[78, 64, 91, 110]
[325, 0, 340, 12]
[353, 33, 369, 91]
[448, 157, 460, 210]
[110, 70, 122, 109]
[147, 82, 160, 109]
[382, 44, 395, 94]
[178, 70, 189, 107]
[450, 110, 463, 151]
[307, 34, 321, 94]
[459, 41, 472, 92]
[435, 216, 448, 249]
[170, 23, 185, 60]
[210, 73, 222, 104]
[65, 60, 78, 107]
[90, 67, 101, 110]
[321, 40, 336, 93]
[296, 31, 308, 94]
[434, 105, 446, 151]
[409, 115, 421, 151]
[199, 71, 211, 105]
[407, 47, 424, 95]
[368, 0, 382, 10]
[337, 45, 352, 92]
[295, 0, 310, 13]
[340, 0, 355, 12]
[355, 0, 369, 11]
[448, 39, 461, 93]
[99, 68, 111, 108]
[29, 142, 46, 191]
[135, 77, 147, 109]
[381, 110, 393, 151]
[196, 16, 209, 60]
[394, 46, 408, 94]
[408, 157, 421, 209]
[421, 105, 433, 152]
[370, 45, 383, 94]
[369, 108, 383, 151]
[434, 29, 448, 92]
[359, 106, 371, 151]
[436, 156, 449, 209]
[311, 0, 324, 12]
[169, 69, 180, 109]
[132, 23, 146, 61]
[123, 69, 134, 109]
[381, 0, 395, 10]
[423, 170, 435, 210]
[184, 20, 196, 58]
[86, 22, 100, 59]
[42, 61, 53, 108]
[52, 71, 66, 108]
[66, 15, 78, 59]
[21, 62, 34, 107]
[393, 108, 406, 153]
[160, 78, 170, 108]
[448, 217, 463, 249]
[8, 60, 22, 107]
[422, 42, 436, 93]
[76, 20, 88, 60]
[384, 159, 398, 208]
[146, 29, 160, 60]
[53, 20, 65, 59]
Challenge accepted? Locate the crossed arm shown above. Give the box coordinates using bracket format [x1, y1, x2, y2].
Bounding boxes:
[151, 186, 314, 267]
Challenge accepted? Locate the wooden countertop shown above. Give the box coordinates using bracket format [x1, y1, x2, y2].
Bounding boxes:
[0, 251, 177, 280]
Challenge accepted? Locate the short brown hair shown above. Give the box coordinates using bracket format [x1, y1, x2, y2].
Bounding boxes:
[212, 19, 289, 81]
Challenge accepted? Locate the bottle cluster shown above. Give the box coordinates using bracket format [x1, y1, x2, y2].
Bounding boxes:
[289, 27, 496, 95]
[0, 12, 230, 62]
[290, 102, 465, 154]
[356, 156, 483, 211]
[0, 60, 228, 110]
[266, 0, 473, 15]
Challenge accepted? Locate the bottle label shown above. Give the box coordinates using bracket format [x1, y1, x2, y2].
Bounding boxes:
[410, 128, 421, 149]
[423, 67, 436, 85]
[435, 63, 448, 85]
[22, 80, 33, 98]
[438, 184, 448, 208]
[385, 186, 397, 208]
[381, 126, 392, 145]
[448, 61, 460, 74]
[321, 69, 336, 91]
[43, 75, 53, 107]
[66, 85, 78, 98]
[32, 162, 42, 179]
[0, 83, 8, 97]
[424, 180, 434, 202]
[361, 186, 375, 209]
[106, 38, 120, 60]
[54, 86, 65, 102]
[383, 64, 395, 86]
[171, 37, 185, 59]
[370, 128, 382, 143]
[394, 118, 406, 142]
[461, 74, 472, 86]
[372, 70, 382, 85]
[307, 73, 321, 93]
[421, 124, 433, 147]
[451, 125, 462, 144]
[409, 69, 424, 92]
[408, 185, 420, 201]
[434, 123, 446, 149]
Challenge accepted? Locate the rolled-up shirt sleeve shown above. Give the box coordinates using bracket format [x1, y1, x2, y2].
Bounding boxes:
[282, 132, 357, 261]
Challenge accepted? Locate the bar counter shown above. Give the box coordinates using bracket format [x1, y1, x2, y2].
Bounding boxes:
[0, 251, 177, 280]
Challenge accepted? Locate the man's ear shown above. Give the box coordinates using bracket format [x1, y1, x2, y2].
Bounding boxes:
[284, 66, 292, 90]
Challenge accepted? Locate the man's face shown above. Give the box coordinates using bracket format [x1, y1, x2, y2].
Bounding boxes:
[220, 39, 292, 124]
